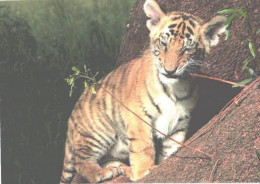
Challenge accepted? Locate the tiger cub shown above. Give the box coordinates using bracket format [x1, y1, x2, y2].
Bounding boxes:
[60, 0, 227, 183]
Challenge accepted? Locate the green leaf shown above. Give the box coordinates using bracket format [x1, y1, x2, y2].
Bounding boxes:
[249, 41, 256, 58]
[232, 78, 254, 88]
[90, 86, 96, 94]
[65, 77, 74, 86]
[84, 81, 88, 89]
[224, 29, 231, 40]
[245, 67, 257, 77]
[225, 13, 238, 26]
[242, 56, 254, 70]
[72, 66, 80, 75]
[237, 9, 247, 18]
[84, 65, 87, 73]
[257, 27, 260, 35]
[256, 150, 260, 161]
[218, 9, 237, 14]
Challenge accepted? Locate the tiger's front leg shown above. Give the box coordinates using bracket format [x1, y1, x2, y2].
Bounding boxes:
[158, 130, 187, 164]
[125, 112, 156, 181]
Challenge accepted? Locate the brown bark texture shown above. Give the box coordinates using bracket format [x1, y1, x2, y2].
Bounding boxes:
[71, 0, 260, 183]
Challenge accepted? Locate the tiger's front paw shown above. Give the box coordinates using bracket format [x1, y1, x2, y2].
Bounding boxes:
[130, 168, 151, 181]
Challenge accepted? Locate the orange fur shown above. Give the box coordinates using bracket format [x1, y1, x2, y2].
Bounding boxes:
[60, 0, 227, 183]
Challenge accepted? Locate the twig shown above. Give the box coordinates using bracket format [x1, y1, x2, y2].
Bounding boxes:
[208, 159, 220, 182]
[190, 73, 238, 86]
[100, 86, 213, 159]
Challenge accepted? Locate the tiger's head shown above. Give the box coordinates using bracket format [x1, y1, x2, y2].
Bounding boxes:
[144, 0, 227, 81]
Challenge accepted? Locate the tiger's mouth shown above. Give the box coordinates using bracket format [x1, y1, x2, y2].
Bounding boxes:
[163, 73, 179, 79]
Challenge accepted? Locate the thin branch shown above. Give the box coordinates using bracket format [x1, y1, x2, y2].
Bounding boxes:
[100, 85, 213, 159]
[208, 159, 220, 182]
[190, 73, 238, 86]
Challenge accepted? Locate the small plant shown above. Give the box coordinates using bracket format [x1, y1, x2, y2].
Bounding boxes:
[65, 65, 99, 97]
[218, 0, 259, 87]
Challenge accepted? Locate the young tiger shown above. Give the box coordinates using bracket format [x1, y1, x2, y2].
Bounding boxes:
[60, 0, 227, 183]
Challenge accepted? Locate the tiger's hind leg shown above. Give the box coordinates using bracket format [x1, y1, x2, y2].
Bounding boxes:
[60, 139, 76, 184]
[73, 137, 126, 182]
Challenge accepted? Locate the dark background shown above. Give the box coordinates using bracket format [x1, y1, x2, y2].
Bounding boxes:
[0, 1, 135, 183]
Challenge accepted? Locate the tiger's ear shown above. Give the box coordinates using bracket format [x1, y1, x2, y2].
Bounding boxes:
[143, 0, 165, 31]
[203, 16, 227, 47]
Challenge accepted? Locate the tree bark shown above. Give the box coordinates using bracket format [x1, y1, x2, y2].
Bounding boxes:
[71, 0, 259, 183]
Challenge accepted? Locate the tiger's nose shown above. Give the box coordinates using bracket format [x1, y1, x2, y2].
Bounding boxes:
[165, 67, 177, 75]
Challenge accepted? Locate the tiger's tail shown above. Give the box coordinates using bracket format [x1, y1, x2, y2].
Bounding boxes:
[60, 139, 76, 184]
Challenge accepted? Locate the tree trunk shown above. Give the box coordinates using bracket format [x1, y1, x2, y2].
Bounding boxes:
[71, 0, 259, 183]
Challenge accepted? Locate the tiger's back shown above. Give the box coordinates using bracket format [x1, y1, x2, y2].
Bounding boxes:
[60, 0, 227, 183]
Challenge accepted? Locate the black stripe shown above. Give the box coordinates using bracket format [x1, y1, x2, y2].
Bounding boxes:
[129, 137, 137, 141]
[95, 101, 115, 133]
[158, 79, 171, 99]
[171, 16, 181, 21]
[99, 117, 114, 133]
[168, 24, 177, 28]
[94, 129, 113, 147]
[111, 79, 117, 123]
[147, 90, 161, 114]
[84, 136, 106, 150]
[73, 152, 91, 160]
[187, 26, 194, 35]
[189, 20, 196, 28]
[104, 112, 113, 126]
[117, 108, 126, 129]
[170, 29, 174, 35]
[69, 115, 77, 128]
[160, 41, 167, 47]
[177, 22, 183, 29]
[88, 92, 96, 123]
[182, 22, 186, 34]
[182, 15, 190, 20]
[102, 73, 113, 89]
[86, 88, 109, 150]
[74, 127, 105, 150]
[145, 77, 162, 114]
[76, 146, 101, 156]
[101, 72, 114, 120]
[144, 109, 153, 119]
[63, 168, 76, 173]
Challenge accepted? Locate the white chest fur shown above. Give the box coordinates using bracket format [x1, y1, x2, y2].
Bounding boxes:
[153, 77, 197, 139]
